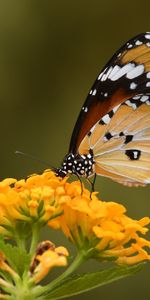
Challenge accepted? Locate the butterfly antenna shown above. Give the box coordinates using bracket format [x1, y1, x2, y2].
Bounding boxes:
[15, 150, 57, 172]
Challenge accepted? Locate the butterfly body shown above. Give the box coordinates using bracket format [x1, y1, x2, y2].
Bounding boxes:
[56, 32, 150, 187]
[57, 151, 95, 178]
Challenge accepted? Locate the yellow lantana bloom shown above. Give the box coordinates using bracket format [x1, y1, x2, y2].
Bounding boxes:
[0, 170, 150, 266]
[0, 171, 65, 235]
[48, 179, 150, 265]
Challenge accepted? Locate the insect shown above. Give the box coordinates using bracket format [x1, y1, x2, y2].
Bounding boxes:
[56, 32, 150, 188]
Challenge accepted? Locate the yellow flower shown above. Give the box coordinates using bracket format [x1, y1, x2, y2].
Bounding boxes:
[48, 180, 150, 265]
[31, 240, 69, 283]
[0, 171, 65, 235]
[0, 170, 150, 266]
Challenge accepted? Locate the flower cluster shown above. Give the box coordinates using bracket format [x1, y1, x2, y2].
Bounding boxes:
[48, 180, 150, 265]
[0, 170, 150, 267]
[0, 171, 66, 236]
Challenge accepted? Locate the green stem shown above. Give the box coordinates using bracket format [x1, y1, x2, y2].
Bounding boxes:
[15, 234, 26, 250]
[29, 223, 40, 257]
[33, 251, 86, 297]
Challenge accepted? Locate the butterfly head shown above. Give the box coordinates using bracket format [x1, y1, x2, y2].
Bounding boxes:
[56, 151, 95, 178]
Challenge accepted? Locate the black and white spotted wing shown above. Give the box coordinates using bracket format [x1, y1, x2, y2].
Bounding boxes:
[57, 32, 150, 186]
[69, 32, 150, 155]
[78, 92, 150, 186]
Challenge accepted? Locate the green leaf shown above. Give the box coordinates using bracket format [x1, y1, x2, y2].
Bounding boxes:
[0, 238, 30, 276]
[45, 264, 143, 300]
[0, 269, 13, 283]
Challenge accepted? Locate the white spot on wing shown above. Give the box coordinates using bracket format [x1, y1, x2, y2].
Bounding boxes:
[98, 73, 103, 80]
[146, 82, 150, 87]
[104, 92, 108, 97]
[105, 67, 113, 80]
[92, 89, 97, 96]
[145, 34, 150, 39]
[126, 64, 144, 79]
[97, 69, 106, 80]
[130, 82, 137, 90]
[90, 125, 96, 134]
[125, 100, 137, 110]
[140, 95, 149, 102]
[101, 67, 113, 81]
[127, 44, 133, 48]
[102, 114, 110, 124]
[101, 74, 107, 81]
[147, 72, 150, 78]
[133, 95, 141, 100]
[113, 104, 120, 113]
[99, 67, 108, 81]
[135, 40, 142, 45]
[133, 151, 138, 159]
[132, 103, 137, 110]
[109, 63, 135, 81]
[103, 136, 108, 142]
[108, 65, 121, 80]
[125, 100, 132, 107]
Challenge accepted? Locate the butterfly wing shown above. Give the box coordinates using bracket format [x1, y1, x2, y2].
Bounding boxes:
[69, 32, 150, 155]
[78, 93, 150, 186]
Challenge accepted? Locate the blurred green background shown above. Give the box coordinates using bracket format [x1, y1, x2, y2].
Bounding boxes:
[0, 0, 150, 299]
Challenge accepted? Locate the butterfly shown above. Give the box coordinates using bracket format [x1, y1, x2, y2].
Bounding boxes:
[56, 32, 150, 188]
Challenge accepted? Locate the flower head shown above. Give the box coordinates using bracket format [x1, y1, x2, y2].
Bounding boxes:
[48, 180, 150, 265]
[31, 240, 69, 283]
[0, 171, 66, 236]
[0, 170, 150, 266]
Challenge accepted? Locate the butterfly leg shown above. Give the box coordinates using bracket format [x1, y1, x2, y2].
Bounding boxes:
[87, 173, 97, 198]
[75, 173, 84, 195]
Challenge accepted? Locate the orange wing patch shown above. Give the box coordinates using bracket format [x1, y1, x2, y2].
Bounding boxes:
[121, 45, 150, 69]
[94, 164, 146, 187]
[79, 98, 150, 186]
